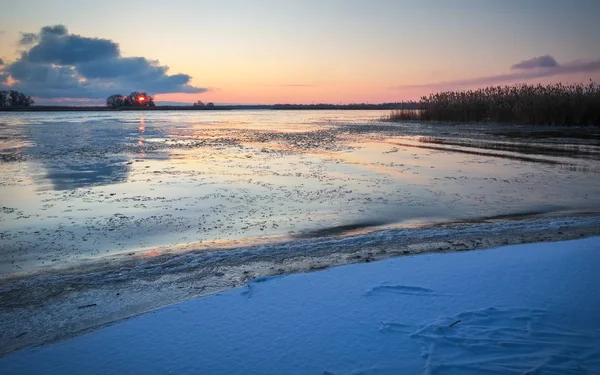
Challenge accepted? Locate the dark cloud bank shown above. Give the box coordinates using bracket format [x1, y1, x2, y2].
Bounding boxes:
[0, 25, 206, 100]
[396, 55, 600, 90]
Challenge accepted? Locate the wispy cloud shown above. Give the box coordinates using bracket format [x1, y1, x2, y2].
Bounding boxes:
[0, 24, 208, 99]
[19, 32, 40, 46]
[511, 55, 559, 70]
[394, 56, 600, 90]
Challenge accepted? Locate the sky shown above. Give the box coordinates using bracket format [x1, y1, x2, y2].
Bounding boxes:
[0, 0, 599, 105]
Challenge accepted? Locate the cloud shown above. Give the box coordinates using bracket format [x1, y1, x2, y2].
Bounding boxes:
[19, 33, 39, 45]
[0, 57, 7, 83]
[1, 25, 207, 99]
[394, 55, 600, 90]
[41, 25, 68, 36]
[25, 33, 118, 65]
[77, 57, 165, 79]
[511, 55, 559, 70]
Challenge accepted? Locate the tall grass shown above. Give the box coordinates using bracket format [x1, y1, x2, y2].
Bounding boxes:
[385, 109, 421, 121]
[388, 82, 600, 125]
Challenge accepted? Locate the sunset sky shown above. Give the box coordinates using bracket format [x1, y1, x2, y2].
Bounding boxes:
[1, 0, 599, 105]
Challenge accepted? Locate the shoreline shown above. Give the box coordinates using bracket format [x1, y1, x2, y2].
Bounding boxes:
[2, 236, 598, 373]
[1, 214, 600, 357]
[0, 106, 414, 112]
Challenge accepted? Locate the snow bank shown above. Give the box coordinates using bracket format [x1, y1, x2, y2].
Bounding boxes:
[2, 237, 600, 374]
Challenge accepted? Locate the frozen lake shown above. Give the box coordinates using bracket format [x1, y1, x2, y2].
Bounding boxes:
[1, 110, 600, 275]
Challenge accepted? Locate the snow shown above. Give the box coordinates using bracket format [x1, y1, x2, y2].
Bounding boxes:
[2, 237, 600, 374]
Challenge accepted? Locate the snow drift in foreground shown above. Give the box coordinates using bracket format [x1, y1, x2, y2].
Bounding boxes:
[2, 237, 600, 374]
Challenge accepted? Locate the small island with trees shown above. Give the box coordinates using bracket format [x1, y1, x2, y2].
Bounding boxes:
[106, 92, 155, 108]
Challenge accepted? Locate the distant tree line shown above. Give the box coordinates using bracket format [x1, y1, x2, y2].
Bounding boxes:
[0, 90, 34, 108]
[193, 100, 215, 107]
[106, 92, 155, 108]
[272, 102, 420, 110]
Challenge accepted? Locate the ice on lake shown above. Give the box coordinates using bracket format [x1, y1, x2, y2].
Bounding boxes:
[1, 110, 600, 274]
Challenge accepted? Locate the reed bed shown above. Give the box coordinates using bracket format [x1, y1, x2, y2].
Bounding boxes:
[384, 109, 421, 121]
[387, 82, 600, 125]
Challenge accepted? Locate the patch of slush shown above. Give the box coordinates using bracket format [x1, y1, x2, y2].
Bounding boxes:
[1, 237, 599, 374]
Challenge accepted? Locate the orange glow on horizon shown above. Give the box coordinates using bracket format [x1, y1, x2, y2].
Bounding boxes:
[154, 85, 429, 105]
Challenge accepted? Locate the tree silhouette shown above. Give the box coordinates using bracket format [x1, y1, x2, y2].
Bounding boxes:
[106, 92, 155, 108]
[106, 94, 126, 108]
[126, 92, 155, 107]
[0, 90, 34, 108]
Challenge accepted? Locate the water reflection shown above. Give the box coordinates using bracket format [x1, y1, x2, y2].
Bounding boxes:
[2, 110, 600, 278]
[371, 137, 600, 174]
[44, 162, 130, 190]
[21, 115, 169, 190]
[419, 137, 600, 160]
